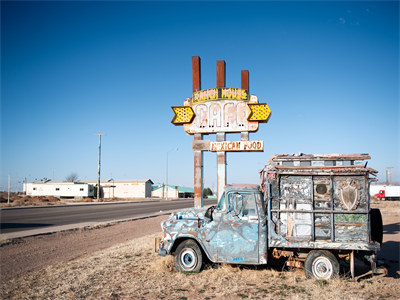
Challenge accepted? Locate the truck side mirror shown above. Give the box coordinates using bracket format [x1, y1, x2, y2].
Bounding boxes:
[233, 196, 243, 217]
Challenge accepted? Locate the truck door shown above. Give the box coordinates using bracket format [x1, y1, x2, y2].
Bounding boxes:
[217, 191, 259, 264]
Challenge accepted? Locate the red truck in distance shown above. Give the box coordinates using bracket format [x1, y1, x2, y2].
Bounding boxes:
[374, 186, 400, 201]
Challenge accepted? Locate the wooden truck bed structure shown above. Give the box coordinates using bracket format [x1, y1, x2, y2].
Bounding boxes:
[261, 153, 380, 250]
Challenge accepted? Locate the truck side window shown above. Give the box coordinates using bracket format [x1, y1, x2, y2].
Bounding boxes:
[242, 193, 257, 217]
[228, 192, 257, 218]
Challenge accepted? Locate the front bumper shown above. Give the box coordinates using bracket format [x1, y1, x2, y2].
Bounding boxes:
[155, 237, 169, 257]
[158, 248, 167, 257]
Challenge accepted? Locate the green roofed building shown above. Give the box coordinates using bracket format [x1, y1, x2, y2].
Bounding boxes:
[152, 185, 194, 199]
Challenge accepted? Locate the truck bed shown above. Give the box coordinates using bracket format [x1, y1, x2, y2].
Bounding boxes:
[261, 153, 380, 252]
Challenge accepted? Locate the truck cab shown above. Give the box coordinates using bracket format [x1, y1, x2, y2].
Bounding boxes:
[158, 185, 267, 271]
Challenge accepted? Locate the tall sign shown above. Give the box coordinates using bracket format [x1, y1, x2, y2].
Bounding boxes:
[172, 57, 271, 207]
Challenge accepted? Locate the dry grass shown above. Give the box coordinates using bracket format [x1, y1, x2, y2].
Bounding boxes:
[0, 193, 64, 207]
[1, 233, 398, 300]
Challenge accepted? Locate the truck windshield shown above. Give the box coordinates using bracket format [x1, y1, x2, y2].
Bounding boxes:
[216, 192, 226, 210]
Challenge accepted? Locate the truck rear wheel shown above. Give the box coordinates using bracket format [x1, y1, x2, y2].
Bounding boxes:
[174, 240, 203, 273]
[370, 208, 383, 245]
[304, 250, 339, 280]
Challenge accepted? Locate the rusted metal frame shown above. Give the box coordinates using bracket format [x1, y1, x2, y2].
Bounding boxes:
[270, 209, 368, 214]
[269, 241, 380, 251]
[241, 70, 249, 142]
[274, 165, 371, 170]
[216, 132, 227, 201]
[216, 60, 226, 89]
[241, 132, 249, 141]
[277, 174, 282, 236]
[311, 175, 315, 242]
[267, 182, 273, 249]
[270, 153, 371, 162]
[192, 57, 203, 207]
[215, 61, 227, 202]
[192, 56, 201, 93]
[366, 175, 371, 242]
[194, 133, 204, 207]
[330, 174, 335, 242]
[274, 170, 372, 176]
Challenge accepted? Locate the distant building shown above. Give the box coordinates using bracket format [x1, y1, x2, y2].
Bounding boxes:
[23, 180, 94, 198]
[152, 185, 194, 199]
[85, 179, 153, 198]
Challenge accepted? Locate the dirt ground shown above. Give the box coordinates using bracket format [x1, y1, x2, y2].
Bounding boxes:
[0, 201, 399, 299]
[0, 215, 167, 283]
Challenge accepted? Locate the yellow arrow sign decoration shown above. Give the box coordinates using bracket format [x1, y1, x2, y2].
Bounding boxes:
[247, 103, 271, 122]
[171, 106, 195, 125]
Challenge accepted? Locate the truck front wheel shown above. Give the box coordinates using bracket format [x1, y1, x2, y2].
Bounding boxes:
[304, 250, 339, 280]
[174, 240, 203, 273]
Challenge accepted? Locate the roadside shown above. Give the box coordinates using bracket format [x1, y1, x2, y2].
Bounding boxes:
[0, 209, 175, 241]
[0, 215, 168, 283]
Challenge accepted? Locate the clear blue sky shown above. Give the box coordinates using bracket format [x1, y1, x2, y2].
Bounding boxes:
[1, 1, 399, 192]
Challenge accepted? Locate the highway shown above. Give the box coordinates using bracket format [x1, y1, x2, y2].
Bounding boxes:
[0, 199, 217, 234]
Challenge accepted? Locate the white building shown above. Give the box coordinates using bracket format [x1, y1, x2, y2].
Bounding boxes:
[23, 180, 94, 198]
[152, 185, 194, 199]
[86, 179, 153, 199]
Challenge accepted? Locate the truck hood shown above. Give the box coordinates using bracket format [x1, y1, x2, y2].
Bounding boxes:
[173, 207, 208, 220]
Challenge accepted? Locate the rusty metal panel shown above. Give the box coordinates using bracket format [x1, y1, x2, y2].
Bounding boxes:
[192, 56, 201, 92]
[192, 140, 211, 151]
[216, 60, 226, 88]
[241, 70, 249, 93]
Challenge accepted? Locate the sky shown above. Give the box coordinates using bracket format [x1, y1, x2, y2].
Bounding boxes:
[1, 1, 399, 192]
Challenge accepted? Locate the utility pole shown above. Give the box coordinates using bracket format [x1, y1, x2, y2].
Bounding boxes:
[387, 167, 394, 186]
[96, 134, 105, 200]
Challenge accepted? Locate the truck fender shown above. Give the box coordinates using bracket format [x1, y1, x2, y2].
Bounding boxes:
[170, 234, 214, 262]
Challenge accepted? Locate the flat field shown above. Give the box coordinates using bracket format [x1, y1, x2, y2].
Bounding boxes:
[1, 201, 399, 299]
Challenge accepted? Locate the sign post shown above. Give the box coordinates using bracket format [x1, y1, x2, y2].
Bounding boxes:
[172, 57, 271, 206]
[192, 57, 203, 207]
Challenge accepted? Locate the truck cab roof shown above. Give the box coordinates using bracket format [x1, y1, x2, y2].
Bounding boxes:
[224, 184, 260, 192]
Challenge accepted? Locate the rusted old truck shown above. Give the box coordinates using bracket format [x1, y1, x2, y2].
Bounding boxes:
[157, 154, 384, 280]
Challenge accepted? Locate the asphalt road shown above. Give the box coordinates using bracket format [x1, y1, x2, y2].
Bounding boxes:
[0, 199, 217, 234]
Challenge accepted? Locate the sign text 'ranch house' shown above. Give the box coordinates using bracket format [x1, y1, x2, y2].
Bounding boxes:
[193, 87, 248, 104]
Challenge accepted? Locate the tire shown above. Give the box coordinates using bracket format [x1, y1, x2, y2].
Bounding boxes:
[370, 208, 383, 245]
[174, 239, 203, 273]
[304, 250, 339, 280]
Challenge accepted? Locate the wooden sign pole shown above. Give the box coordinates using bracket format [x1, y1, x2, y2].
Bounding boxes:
[241, 70, 249, 141]
[216, 60, 227, 201]
[192, 56, 204, 207]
